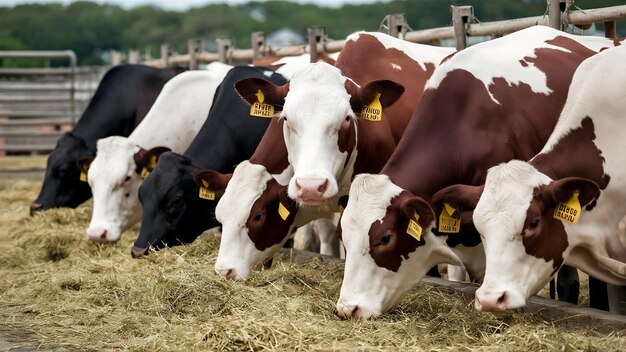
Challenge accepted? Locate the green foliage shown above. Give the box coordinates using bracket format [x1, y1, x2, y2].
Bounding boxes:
[0, 0, 623, 65]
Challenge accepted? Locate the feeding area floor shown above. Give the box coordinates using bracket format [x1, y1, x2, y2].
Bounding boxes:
[0, 166, 624, 350]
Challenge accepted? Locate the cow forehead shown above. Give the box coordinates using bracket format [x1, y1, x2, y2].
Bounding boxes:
[475, 161, 550, 233]
[342, 174, 402, 243]
[91, 137, 137, 181]
[283, 88, 352, 123]
[216, 161, 272, 223]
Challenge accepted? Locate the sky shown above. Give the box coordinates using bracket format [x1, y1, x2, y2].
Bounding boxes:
[0, 0, 386, 10]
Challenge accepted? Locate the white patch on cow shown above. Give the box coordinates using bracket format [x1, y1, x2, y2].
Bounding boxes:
[337, 174, 462, 318]
[271, 52, 341, 80]
[86, 68, 230, 242]
[346, 31, 454, 71]
[425, 26, 615, 104]
[263, 70, 274, 78]
[214, 161, 276, 280]
[280, 62, 354, 204]
[390, 63, 402, 71]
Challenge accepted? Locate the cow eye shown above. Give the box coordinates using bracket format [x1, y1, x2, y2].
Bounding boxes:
[528, 218, 540, 229]
[124, 176, 131, 182]
[125, 193, 130, 198]
[345, 116, 350, 122]
[380, 234, 391, 245]
[253, 211, 263, 222]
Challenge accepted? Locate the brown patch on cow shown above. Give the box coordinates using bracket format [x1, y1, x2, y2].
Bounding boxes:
[532, 117, 609, 195]
[234, 78, 290, 110]
[519, 59, 528, 67]
[336, 195, 350, 241]
[368, 191, 434, 272]
[245, 179, 297, 251]
[249, 118, 289, 175]
[193, 170, 232, 192]
[134, 146, 171, 174]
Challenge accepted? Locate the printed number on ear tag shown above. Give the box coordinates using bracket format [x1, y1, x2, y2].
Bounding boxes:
[439, 203, 461, 233]
[554, 190, 581, 224]
[198, 179, 215, 200]
[406, 211, 422, 241]
[79, 170, 87, 182]
[360, 92, 382, 122]
[250, 90, 274, 118]
[278, 202, 290, 221]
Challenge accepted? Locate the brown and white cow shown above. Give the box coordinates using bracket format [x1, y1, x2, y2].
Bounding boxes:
[336, 26, 621, 319]
[440, 44, 626, 312]
[211, 31, 455, 280]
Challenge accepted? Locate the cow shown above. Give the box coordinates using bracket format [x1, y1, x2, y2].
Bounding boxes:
[130, 65, 289, 257]
[441, 44, 626, 313]
[30, 64, 183, 215]
[211, 31, 455, 280]
[85, 63, 232, 242]
[335, 26, 620, 319]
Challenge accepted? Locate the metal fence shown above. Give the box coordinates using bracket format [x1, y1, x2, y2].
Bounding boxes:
[0, 51, 107, 155]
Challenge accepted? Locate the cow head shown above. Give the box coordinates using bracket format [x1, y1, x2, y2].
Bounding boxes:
[132, 152, 225, 257]
[86, 136, 170, 242]
[336, 174, 462, 319]
[214, 160, 297, 280]
[31, 132, 94, 214]
[471, 160, 600, 311]
[234, 62, 403, 206]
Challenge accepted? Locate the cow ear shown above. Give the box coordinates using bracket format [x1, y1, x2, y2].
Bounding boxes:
[134, 147, 171, 169]
[193, 170, 232, 192]
[357, 80, 404, 109]
[76, 156, 94, 172]
[548, 177, 600, 207]
[234, 78, 289, 109]
[432, 184, 484, 215]
[400, 194, 435, 228]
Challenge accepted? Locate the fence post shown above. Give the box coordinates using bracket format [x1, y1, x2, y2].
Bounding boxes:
[379, 13, 410, 39]
[188, 39, 201, 70]
[451, 5, 473, 50]
[128, 49, 140, 64]
[549, 0, 568, 30]
[604, 21, 616, 38]
[308, 26, 326, 63]
[217, 37, 233, 64]
[111, 50, 122, 66]
[252, 32, 265, 60]
[160, 44, 171, 68]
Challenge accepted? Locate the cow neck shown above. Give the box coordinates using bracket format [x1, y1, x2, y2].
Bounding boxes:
[249, 118, 289, 175]
[531, 117, 609, 190]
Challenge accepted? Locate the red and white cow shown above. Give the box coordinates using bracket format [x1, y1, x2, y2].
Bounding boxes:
[211, 31, 454, 280]
[456, 44, 626, 312]
[336, 26, 621, 319]
[85, 63, 232, 242]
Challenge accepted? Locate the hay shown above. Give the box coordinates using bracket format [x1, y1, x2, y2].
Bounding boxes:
[0, 179, 624, 351]
[0, 155, 47, 170]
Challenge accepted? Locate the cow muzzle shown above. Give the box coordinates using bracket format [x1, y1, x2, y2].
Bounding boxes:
[295, 177, 329, 203]
[474, 287, 526, 311]
[29, 202, 43, 216]
[131, 246, 148, 258]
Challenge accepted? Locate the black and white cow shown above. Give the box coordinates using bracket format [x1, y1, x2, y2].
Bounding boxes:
[131, 66, 289, 256]
[31, 64, 183, 215]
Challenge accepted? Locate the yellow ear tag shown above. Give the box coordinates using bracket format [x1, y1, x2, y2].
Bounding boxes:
[79, 170, 87, 182]
[140, 167, 150, 179]
[406, 211, 423, 241]
[198, 179, 215, 200]
[439, 203, 461, 233]
[148, 155, 157, 169]
[339, 205, 345, 215]
[554, 190, 581, 224]
[360, 92, 382, 122]
[278, 202, 290, 221]
[250, 90, 274, 118]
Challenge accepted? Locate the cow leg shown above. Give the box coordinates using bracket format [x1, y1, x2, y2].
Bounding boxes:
[316, 218, 340, 257]
[607, 284, 626, 314]
[588, 276, 609, 310]
[447, 265, 467, 282]
[293, 224, 319, 252]
[556, 265, 580, 304]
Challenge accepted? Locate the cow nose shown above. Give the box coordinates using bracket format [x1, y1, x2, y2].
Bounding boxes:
[29, 203, 43, 216]
[215, 268, 238, 280]
[336, 302, 361, 320]
[475, 290, 508, 311]
[295, 178, 328, 200]
[87, 228, 108, 242]
[131, 246, 148, 258]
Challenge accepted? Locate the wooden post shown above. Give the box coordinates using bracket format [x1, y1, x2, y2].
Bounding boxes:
[160, 44, 171, 68]
[217, 37, 233, 64]
[380, 13, 409, 39]
[548, 0, 568, 30]
[451, 5, 473, 50]
[188, 39, 200, 70]
[128, 49, 140, 64]
[111, 50, 122, 66]
[308, 26, 326, 63]
[252, 32, 265, 60]
[604, 21, 616, 38]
